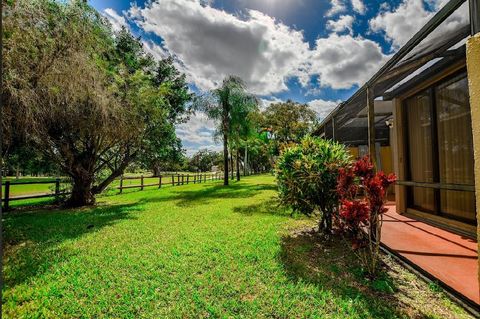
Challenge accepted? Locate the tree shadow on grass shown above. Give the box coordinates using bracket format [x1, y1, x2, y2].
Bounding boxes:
[232, 199, 293, 217]
[279, 228, 433, 318]
[140, 182, 278, 208]
[3, 202, 142, 288]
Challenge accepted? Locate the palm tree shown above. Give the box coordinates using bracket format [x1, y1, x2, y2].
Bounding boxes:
[196, 76, 257, 185]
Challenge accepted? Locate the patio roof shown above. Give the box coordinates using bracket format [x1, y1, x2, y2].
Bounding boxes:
[314, 0, 472, 146]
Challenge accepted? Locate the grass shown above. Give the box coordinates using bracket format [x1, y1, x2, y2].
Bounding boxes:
[3, 175, 473, 318]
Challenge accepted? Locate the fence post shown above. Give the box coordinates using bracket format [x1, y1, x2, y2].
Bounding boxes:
[119, 175, 124, 194]
[141, 175, 144, 191]
[204, 174, 206, 183]
[4, 181, 10, 211]
[187, 175, 190, 184]
[182, 175, 185, 185]
[171, 175, 174, 186]
[55, 178, 60, 200]
[177, 174, 180, 186]
[159, 175, 162, 189]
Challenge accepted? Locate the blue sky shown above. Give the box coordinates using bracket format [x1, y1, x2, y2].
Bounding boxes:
[89, 0, 453, 155]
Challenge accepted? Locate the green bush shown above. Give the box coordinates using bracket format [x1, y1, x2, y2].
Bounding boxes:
[275, 136, 351, 233]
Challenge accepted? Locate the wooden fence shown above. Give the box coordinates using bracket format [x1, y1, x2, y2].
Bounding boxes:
[117, 172, 222, 193]
[1, 170, 267, 210]
[1, 179, 68, 211]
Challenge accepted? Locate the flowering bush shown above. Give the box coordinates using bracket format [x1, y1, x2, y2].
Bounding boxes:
[276, 136, 351, 233]
[337, 155, 396, 275]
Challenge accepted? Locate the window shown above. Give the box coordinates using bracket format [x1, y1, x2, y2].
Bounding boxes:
[404, 72, 476, 224]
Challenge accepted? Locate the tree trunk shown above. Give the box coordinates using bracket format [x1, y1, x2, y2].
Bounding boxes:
[223, 132, 229, 186]
[92, 159, 131, 195]
[244, 144, 248, 176]
[67, 174, 95, 207]
[236, 148, 240, 181]
[230, 151, 234, 180]
[152, 164, 161, 177]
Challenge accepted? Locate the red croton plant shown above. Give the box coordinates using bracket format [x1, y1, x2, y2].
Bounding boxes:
[336, 155, 396, 275]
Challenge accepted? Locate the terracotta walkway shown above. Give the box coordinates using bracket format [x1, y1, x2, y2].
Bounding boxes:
[381, 203, 479, 306]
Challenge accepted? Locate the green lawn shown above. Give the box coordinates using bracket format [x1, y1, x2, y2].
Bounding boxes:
[3, 175, 472, 318]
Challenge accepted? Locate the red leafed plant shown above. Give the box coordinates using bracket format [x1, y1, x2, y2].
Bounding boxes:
[339, 199, 370, 243]
[337, 155, 396, 275]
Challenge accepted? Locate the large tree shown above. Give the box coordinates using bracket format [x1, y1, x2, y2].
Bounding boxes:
[196, 76, 256, 186]
[188, 149, 222, 172]
[260, 100, 317, 152]
[3, 0, 190, 206]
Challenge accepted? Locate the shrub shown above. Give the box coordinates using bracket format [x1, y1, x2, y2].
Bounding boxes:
[337, 156, 396, 275]
[276, 136, 351, 233]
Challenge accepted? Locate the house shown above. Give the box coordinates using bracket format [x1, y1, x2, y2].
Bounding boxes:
[314, 0, 479, 311]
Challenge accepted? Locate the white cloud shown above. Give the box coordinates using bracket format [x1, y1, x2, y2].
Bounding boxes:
[308, 99, 341, 121]
[351, 0, 366, 14]
[369, 0, 469, 49]
[327, 15, 354, 34]
[379, 2, 391, 12]
[129, 0, 310, 95]
[142, 40, 169, 61]
[369, 0, 432, 49]
[103, 8, 127, 33]
[129, 0, 391, 95]
[326, 0, 347, 17]
[176, 112, 221, 155]
[260, 97, 284, 110]
[176, 112, 216, 145]
[310, 34, 389, 89]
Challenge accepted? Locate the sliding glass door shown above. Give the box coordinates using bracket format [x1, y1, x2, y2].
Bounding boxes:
[406, 90, 435, 212]
[404, 72, 476, 225]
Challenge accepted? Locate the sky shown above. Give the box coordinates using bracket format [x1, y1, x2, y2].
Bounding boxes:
[89, 0, 459, 155]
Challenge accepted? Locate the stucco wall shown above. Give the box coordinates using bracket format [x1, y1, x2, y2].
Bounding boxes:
[466, 33, 480, 293]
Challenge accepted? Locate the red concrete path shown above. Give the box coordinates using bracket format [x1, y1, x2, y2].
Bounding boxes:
[381, 203, 479, 305]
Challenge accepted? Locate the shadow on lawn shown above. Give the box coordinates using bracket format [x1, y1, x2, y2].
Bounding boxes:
[278, 228, 424, 318]
[3, 202, 141, 288]
[232, 199, 292, 217]
[140, 182, 278, 208]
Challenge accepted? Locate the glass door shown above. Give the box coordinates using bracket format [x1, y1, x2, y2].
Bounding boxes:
[405, 90, 435, 213]
[435, 74, 476, 223]
[404, 72, 476, 225]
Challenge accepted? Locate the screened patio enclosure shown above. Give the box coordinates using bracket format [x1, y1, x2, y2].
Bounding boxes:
[313, 0, 477, 234]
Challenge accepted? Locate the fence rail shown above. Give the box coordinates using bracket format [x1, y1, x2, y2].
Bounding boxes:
[1, 179, 68, 211]
[117, 172, 223, 193]
[2, 170, 267, 210]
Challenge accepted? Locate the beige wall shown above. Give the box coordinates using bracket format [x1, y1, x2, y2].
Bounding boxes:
[348, 146, 393, 174]
[466, 33, 480, 295]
